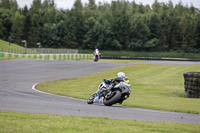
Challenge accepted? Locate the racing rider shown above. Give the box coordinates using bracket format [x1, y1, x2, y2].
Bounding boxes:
[94, 72, 129, 102]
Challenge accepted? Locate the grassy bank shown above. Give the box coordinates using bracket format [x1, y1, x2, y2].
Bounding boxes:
[0, 111, 199, 133]
[79, 49, 200, 59]
[36, 64, 200, 114]
[0, 39, 23, 49]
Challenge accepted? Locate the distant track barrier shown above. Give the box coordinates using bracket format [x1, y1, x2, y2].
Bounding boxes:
[0, 52, 93, 61]
[0, 48, 78, 54]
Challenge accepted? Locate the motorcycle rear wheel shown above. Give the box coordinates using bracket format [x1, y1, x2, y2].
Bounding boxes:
[104, 91, 122, 106]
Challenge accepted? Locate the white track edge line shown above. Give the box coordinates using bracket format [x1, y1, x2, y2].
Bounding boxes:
[32, 83, 86, 102]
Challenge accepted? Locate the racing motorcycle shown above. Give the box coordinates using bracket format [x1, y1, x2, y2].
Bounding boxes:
[87, 79, 131, 106]
[93, 51, 100, 62]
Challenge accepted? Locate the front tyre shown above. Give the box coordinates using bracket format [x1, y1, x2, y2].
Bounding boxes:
[104, 91, 122, 106]
[87, 93, 97, 104]
[94, 55, 99, 62]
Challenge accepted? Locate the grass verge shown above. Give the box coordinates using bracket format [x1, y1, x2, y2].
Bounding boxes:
[99, 59, 145, 63]
[0, 111, 200, 133]
[0, 57, 9, 61]
[0, 57, 17, 61]
[79, 49, 200, 59]
[36, 64, 200, 114]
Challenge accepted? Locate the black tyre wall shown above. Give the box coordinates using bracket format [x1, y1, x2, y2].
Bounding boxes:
[183, 72, 200, 98]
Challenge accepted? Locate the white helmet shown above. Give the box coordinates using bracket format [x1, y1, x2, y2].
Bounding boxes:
[117, 72, 125, 78]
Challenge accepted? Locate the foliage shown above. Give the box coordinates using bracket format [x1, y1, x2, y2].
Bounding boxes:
[11, 11, 24, 44]
[0, 0, 200, 52]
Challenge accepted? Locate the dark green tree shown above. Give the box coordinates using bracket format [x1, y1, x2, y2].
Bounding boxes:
[62, 12, 78, 48]
[83, 16, 120, 50]
[0, 18, 3, 38]
[10, 0, 18, 12]
[21, 5, 30, 41]
[29, 0, 42, 13]
[41, 0, 56, 24]
[88, 0, 96, 10]
[41, 23, 59, 48]
[0, 0, 11, 9]
[11, 11, 24, 45]
[131, 1, 137, 14]
[152, 0, 161, 13]
[110, 1, 130, 49]
[159, 3, 171, 51]
[28, 14, 41, 47]
[129, 15, 150, 50]
[195, 14, 200, 49]
[146, 12, 161, 50]
[71, 0, 84, 48]
[82, 17, 96, 49]
[0, 9, 12, 40]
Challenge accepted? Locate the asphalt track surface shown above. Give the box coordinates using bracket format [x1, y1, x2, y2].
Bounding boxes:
[1, 59, 200, 124]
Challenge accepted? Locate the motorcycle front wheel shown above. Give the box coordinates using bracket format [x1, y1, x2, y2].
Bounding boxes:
[87, 93, 97, 104]
[104, 90, 122, 106]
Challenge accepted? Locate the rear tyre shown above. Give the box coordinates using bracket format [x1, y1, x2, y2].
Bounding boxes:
[104, 91, 122, 106]
[94, 55, 99, 62]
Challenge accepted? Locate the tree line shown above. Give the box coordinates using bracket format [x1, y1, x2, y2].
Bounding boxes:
[0, 0, 200, 52]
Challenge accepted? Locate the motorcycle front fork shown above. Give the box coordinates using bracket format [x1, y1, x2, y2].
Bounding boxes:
[94, 92, 104, 103]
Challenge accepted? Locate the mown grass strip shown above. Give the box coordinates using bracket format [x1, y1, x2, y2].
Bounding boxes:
[0, 111, 199, 133]
[99, 59, 145, 63]
[36, 64, 200, 114]
[79, 49, 200, 59]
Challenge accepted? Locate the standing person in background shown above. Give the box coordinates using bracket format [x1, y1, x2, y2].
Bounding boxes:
[8, 36, 11, 46]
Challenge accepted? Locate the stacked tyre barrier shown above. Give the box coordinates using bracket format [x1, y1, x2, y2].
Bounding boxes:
[183, 72, 200, 98]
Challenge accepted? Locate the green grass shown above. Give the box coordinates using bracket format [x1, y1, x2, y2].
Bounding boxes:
[99, 59, 145, 63]
[0, 57, 13, 61]
[0, 111, 200, 133]
[36, 64, 200, 114]
[0, 39, 23, 48]
[79, 49, 200, 59]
